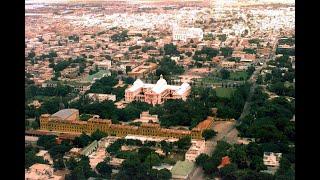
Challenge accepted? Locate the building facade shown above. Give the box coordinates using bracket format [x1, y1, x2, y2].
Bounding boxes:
[125, 75, 191, 105]
[172, 27, 203, 42]
[39, 109, 216, 140]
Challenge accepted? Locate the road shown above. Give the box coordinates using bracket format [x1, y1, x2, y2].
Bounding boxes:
[238, 43, 276, 121]
[190, 38, 279, 179]
[189, 121, 239, 180]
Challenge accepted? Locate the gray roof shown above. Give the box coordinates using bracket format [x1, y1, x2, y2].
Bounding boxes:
[171, 160, 195, 177]
[51, 109, 78, 120]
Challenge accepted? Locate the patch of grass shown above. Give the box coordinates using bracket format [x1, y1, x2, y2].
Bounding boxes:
[229, 71, 248, 81]
[215, 87, 236, 98]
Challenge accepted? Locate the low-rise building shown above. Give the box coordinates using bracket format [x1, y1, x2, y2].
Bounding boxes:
[87, 93, 116, 102]
[61, 67, 79, 79]
[94, 60, 112, 70]
[25, 136, 39, 147]
[81, 140, 98, 156]
[127, 62, 157, 79]
[36, 150, 53, 165]
[170, 160, 196, 180]
[262, 152, 282, 175]
[185, 140, 206, 162]
[133, 111, 159, 123]
[25, 163, 62, 180]
[173, 27, 203, 42]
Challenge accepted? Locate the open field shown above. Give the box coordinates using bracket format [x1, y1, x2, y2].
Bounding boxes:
[230, 71, 249, 80]
[215, 87, 235, 98]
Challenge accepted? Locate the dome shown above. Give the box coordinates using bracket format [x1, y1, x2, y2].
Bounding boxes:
[133, 79, 144, 86]
[156, 78, 167, 87]
[152, 75, 167, 94]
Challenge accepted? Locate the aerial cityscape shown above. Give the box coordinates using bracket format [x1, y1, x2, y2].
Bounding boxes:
[25, 0, 295, 179]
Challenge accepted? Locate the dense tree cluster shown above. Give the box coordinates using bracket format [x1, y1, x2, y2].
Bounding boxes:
[263, 56, 295, 97]
[276, 48, 295, 56]
[25, 84, 73, 100]
[88, 74, 129, 100]
[219, 68, 230, 79]
[202, 129, 217, 140]
[203, 33, 214, 41]
[238, 88, 295, 144]
[65, 156, 97, 179]
[111, 30, 129, 42]
[142, 46, 157, 53]
[25, 146, 48, 168]
[248, 38, 261, 44]
[193, 47, 219, 61]
[53, 56, 86, 73]
[220, 47, 233, 57]
[217, 34, 227, 42]
[278, 37, 295, 46]
[129, 45, 142, 51]
[195, 141, 273, 179]
[163, 43, 180, 55]
[115, 147, 172, 180]
[68, 35, 79, 42]
[145, 36, 156, 42]
[243, 48, 256, 54]
[155, 56, 184, 76]
[216, 83, 251, 119]
[148, 83, 249, 127]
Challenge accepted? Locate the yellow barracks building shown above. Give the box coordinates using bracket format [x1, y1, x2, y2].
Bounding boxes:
[40, 109, 215, 140]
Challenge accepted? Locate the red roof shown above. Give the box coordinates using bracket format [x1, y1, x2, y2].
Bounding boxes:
[218, 156, 231, 169]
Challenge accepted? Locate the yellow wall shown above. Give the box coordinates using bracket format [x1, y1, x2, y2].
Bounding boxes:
[39, 116, 211, 140]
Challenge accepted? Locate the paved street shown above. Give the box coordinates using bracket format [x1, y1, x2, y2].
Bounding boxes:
[189, 121, 239, 180]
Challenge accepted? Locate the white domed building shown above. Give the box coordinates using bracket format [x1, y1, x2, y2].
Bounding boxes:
[125, 75, 191, 105]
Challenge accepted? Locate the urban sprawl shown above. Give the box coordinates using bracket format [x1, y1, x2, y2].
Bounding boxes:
[25, 0, 295, 179]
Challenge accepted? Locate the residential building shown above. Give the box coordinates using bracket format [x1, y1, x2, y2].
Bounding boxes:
[87, 93, 116, 102]
[133, 111, 159, 123]
[127, 62, 157, 79]
[261, 152, 282, 175]
[94, 60, 112, 70]
[185, 140, 206, 162]
[25, 163, 62, 180]
[172, 27, 203, 42]
[263, 152, 282, 167]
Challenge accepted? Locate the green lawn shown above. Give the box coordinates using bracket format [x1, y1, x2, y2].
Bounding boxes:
[215, 87, 236, 98]
[229, 71, 248, 80]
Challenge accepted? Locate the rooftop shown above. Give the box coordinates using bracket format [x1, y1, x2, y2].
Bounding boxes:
[171, 160, 195, 177]
[51, 109, 78, 120]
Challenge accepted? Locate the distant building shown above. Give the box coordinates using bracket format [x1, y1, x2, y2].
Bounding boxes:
[133, 111, 159, 123]
[172, 27, 203, 42]
[61, 67, 79, 79]
[262, 152, 282, 175]
[87, 93, 116, 102]
[125, 75, 191, 105]
[263, 152, 282, 167]
[25, 136, 39, 147]
[94, 60, 111, 70]
[127, 62, 157, 79]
